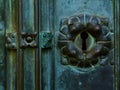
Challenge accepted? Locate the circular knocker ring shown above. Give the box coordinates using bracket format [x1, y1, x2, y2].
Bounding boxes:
[58, 14, 113, 72]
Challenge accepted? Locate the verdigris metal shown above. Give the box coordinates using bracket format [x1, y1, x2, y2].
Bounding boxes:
[55, 0, 114, 90]
[0, 0, 119, 90]
[40, 32, 53, 48]
[0, 0, 6, 90]
[58, 14, 113, 71]
[6, 33, 17, 50]
[21, 0, 36, 90]
[20, 32, 37, 48]
[5, 0, 19, 89]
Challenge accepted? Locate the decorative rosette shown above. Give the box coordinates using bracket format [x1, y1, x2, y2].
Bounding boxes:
[58, 14, 113, 69]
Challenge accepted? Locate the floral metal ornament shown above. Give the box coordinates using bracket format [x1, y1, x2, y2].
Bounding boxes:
[20, 32, 37, 48]
[58, 14, 113, 71]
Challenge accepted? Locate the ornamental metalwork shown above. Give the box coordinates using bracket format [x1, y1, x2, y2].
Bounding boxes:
[58, 14, 113, 69]
[20, 32, 37, 48]
[6, 33, 17, 50]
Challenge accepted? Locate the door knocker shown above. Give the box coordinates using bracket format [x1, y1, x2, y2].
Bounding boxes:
[58, 14, 113, 71]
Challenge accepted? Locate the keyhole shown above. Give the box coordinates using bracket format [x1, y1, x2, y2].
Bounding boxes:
[80, 31, 88, 50]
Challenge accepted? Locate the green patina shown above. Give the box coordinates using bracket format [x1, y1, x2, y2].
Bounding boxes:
[40, 32, 53, 48]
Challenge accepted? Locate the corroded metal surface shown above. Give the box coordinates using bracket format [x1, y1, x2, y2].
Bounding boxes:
[5, 0, 19, 89]
[0, 0, 5, 89]
[6, 33, 17, 50]
[40, 32, 53, 48]
[20, 32, 37, 48]
[58, 14, 113, 70]
[55, 0, 115, 90]
[0, 0, 119, 90]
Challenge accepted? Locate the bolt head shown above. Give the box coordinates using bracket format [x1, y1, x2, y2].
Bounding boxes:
[26, 36, 33, 43]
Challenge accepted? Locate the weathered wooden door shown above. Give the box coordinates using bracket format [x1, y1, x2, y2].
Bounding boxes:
[0, 0, 119, 90]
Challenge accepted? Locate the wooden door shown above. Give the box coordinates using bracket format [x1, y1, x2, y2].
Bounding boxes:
[0, 0, 119, 90]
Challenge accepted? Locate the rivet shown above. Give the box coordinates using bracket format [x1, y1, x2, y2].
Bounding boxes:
[26, 36, 33, 42]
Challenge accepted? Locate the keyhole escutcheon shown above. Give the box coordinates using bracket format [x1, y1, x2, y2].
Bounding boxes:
[80, 31, 88, 50]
